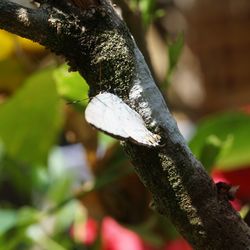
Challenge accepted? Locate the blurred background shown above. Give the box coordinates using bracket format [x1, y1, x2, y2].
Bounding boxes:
[0, 0, 250, 249]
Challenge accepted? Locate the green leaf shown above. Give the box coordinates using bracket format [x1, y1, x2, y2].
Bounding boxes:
[55, 200, 86, 234]
[167, 34, 184, 80]
[0, 209, 18, 235]
[53, 64, 89, 108]
[198, 135, 233, 172]
[17, 207, 40, 227]
[189, 112, 250, 170]
[130, 0, 163, 27]
[0, 68, 63, 164]
[26, 224, 67, 250]
[0, 208, 38, 250]
[46, 175, 73, 205]
[140, 0, 156, 26]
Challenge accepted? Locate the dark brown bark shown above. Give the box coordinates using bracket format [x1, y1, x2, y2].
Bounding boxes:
[0, 0, 250, 249]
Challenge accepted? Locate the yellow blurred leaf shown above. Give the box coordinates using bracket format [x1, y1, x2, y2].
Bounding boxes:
[0, 31, 15, 61]
[16, 36, 44, 52]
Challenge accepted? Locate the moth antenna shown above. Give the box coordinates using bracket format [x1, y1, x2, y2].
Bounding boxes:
[66, 97, 90, 105]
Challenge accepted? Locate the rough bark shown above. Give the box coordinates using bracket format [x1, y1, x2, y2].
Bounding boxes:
[0, 0, 250, 249]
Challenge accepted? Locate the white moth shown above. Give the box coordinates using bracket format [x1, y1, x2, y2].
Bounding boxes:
[85, 92, 161, 147]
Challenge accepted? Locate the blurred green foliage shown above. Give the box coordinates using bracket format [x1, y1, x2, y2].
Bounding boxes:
[189, 112, 250, 171]
[0, 68, 63, 165]
[130, 0, 164, 27]
[166, 34, 184, 87]
[53, 64, 89, 109]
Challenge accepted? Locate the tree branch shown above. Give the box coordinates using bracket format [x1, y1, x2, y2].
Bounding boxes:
[1, 0, 250, 249]
[0, 1, 50, 44]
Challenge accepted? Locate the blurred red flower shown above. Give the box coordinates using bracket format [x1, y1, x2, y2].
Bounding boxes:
[101, 217, 151, 250]
[71, 216, 156, 250]
[71, 216, 194, 250]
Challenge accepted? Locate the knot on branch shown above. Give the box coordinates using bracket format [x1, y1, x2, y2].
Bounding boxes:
[216, 182, 239, 202]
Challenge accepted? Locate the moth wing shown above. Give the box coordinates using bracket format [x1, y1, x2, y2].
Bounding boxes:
[85, 92, 160, 147]
[85, 92, 129, 139]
